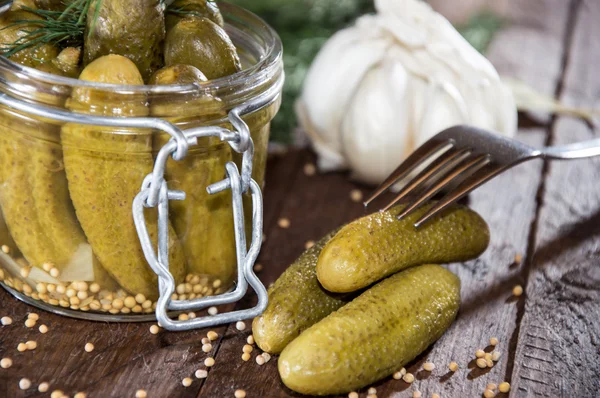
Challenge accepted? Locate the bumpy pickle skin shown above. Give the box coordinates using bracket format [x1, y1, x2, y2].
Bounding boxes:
[150, 65, 236, 287]
[252, 230, 352, 354]
[0, 10, 59, 67]
[84, 0, 165, 80]
[317, 203, 490, 293]
[279, 264, 461, 396]
[165, 0, 224, 31]
[62, 55, 186, 299]
[164, 17, 241, 80]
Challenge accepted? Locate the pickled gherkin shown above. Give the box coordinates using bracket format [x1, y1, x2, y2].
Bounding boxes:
[166, 0, 224, 31]
[164, 17, 241, 80]
[84, 0, 165, 80]
[61, 55, 186, 299]
[36, 47, 82, 78]
[150, 64, 236, 287]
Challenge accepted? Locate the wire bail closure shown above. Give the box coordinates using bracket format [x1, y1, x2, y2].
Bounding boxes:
[0, 79, 281, 330]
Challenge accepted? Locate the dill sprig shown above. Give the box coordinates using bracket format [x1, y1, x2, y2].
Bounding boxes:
[1, 0, 98, 58]
[165, 0, 217, 18]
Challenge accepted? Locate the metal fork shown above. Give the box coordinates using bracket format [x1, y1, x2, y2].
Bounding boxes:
[364, 125, 600, 227]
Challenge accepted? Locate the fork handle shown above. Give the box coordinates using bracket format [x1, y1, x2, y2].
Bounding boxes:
[542, 138, 600, 160]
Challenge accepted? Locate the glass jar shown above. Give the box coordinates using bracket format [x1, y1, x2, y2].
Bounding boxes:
[0, 2, 283, 322]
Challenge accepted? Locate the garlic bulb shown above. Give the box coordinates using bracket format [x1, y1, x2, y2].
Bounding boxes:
[296, 0, 517, 185]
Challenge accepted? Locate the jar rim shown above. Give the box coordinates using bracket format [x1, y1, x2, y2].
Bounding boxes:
[0, 1, 283, 94]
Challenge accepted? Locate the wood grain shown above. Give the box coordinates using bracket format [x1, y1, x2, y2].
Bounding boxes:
[511, 1, 600, 397]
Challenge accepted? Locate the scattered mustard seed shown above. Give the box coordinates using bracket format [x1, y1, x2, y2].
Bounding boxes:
[475, 349, 485, 358]
[178, 313, 189, 321]
[403, 373, 415, 383]
[195, 369, 208, 379]
[486, 383, 497, 391]
[303, 163, 316, 176]
[476, 358, 487, 369]
[492, 351, 501, 362]
[1, 316, 12, 326]
[135, 390, 147, 398]
[19, 378, 31, 390]
[305, 240, 315, 249]
[202, 344, 212, 353]
[84, 343, 95, 353]
[423, 362, 435, 372]
[25, 318, 36, 328]
[17, 343, 27, 352]
[256, 355, 265, 365]
[27, 313, 39, 321]
[392, 371, 403, 380]
[207, 331, 219, 341]
[49, 267, 60, 278]
[241, 352, 251, 362]
[201, 337, 210, 345]
[246, 335, 254, 345]
[236, 321, 246, 331]
[412, 391, 422, 398]
[25, 340, 37, 350]
[253, 263, 263, 272]
[234, 389, 246, 398]
[74, 392, 86, 398]
[350, 189, 363, 202]
[150, 325, 159, 335]
[489, 337, 499, 346]
[483, 389, 496, 398]
[367, 387, 376, 395]
[486, 359, 494, 368]
[512, 285, 523, 297]
[38, 382, 49, 392]
[39, 324, 48, 334]
[208, 307, 218, 316]
[448, 361, 459, 372]
[499, 382, 510, 393]
[514, 253, 523, 264]
[182, 377, 193, 387]
[1, 357, 12, 368]
[348, 392, 359, 398]
[262, 353, 271, 363]
[205, 357, 215, 367]
[50, 390, 64, 398]
[278, 218, 291, 229]
[1, 244, 10, 253]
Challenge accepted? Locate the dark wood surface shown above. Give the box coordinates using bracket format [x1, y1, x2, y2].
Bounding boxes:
[1, 1, 599, 397]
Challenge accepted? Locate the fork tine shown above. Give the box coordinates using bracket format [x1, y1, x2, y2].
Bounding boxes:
[413, 163, 503, 228]
[364, 139, 454, 207]
[396, 154, 491, 220]
[380, 148, 471, 212]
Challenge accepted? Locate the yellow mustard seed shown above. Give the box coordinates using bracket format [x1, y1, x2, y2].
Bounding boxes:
[202, 344, 212, 353]
[485, 353, 493, 361]
[489, 337, 499, 346]
[486, 383, 497, 391]
[247, 335, 254, 345]
[50, 390, 64, 398]
[178, 313, 189, 321]
[492, 351, 501, 362]
[84, 343, 94, 353]
[19, 378, 31, 390]
[423, 362, 435, 371]
[366, 395, 377, 398]
[124, 296, 136, 309]
[1, 357, 13, 368]
[36, 283, 48, 294]
[25, 318, 36, 328]
[42, 262, 53, 272]
[208, 307, 218, 316]
[112, 298, 124, 310]
[475, 349, 485, 358]
[205, 357, 215, 367]
[135, 390, 147, 398]
[89, 283, 100, 293]
[432, 394, 441, 398]
[412, 391, 422, 398]
[234, 389, 246, 398]
[350, 189, 363, 202]
[38, 382, 49, 392]
[486, 359, 494, 368]
[20, 267, 30, 278]
[348, 392, 359, 398]
[256, 355, 265, 365]
[182, 377, 193, 387]
[242, 344, 253, 354]
[149, 325, 159, 335]
[403, 373, 415, 383]
[1, 316, 12, 325]
[305, 240, 315, 249]
[1, 244, 10, 253]
[201, 337, 210, 345]
[77, 291, 88, 300]
[303, 163, 316, 176]
[135, 294, 146, 304]
[25, 340, 37, 350]
[262, 353, 272, 363]
[241, 352, 251, 362]
[74, 392, 86, 398]
[254, 263, 263, 272]
[392, 371, 403, 380]
[514, 253, 523, 264]
[476, 358, 487, 369]
[448, 361, 459, 372]
[49, 268, 60, 278]
[195, 369, 208, 379]
[17, 343, 27, 352]
[499, 382, 510, 393]
[278, 218, 290, 228]
[213, 279, 222, 289]
[236, 321, 246, 331]
[513, 285, 523, 297]
[483, 389, 496, 398]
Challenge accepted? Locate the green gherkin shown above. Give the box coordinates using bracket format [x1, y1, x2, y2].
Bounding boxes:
[252, 230, 352, 354]
[0, 10, 59, 67]
[84, 0, 165, 80]
[62, 55, 186, 298]
[36, 47, 82, 78]
[166, 0, 224, 31]
[164, 17, 241, 80]
[150, 64, 236, 287]
[317, 203, 490, 293]
[279, 264, 461, 396]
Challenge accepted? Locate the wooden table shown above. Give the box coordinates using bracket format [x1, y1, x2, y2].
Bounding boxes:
[1, 0, 599, 397]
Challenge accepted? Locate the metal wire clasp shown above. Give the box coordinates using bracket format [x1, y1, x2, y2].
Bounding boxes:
[132, 115, 268, 331]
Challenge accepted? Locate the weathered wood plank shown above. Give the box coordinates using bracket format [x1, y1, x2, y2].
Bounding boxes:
[512, 1, 600, 396]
